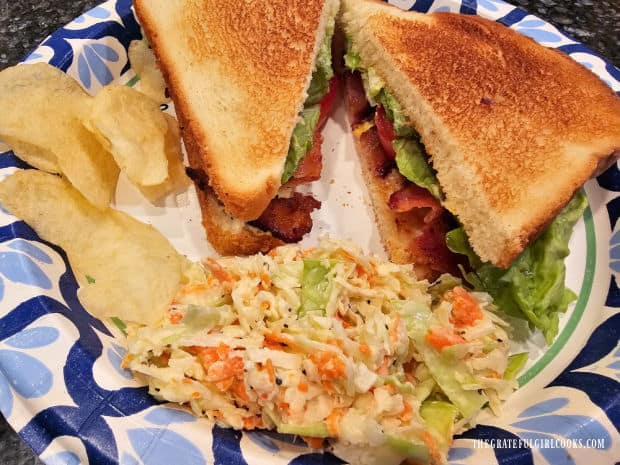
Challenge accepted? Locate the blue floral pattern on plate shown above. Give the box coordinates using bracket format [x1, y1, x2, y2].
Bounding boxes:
[0, 0, 619, 464]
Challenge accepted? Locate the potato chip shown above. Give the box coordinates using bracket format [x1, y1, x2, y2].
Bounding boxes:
[138, 114, 190, 201]
[1, 136, 59, 173]
[88, 85, 170, 187]
[0, 169, 185, 326]
[128, 40, 168, 104]
[0, 63, 119, 208]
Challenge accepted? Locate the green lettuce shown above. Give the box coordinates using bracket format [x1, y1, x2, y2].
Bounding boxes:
[344, 41, 362, 70]
[375, 90, 416, 138]
[420, 400, 459, 453]
[504, 353, 528, 380]
[299, 259, 335, 316]
[305, 16, 335, 105]
[393, 138, 442, 199]
[446, 191, 588, 344]
[281, 17, 335, 182]
[281, 106, 320, 184]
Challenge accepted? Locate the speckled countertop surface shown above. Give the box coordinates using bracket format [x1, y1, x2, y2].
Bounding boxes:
[0, 0, 619, 464]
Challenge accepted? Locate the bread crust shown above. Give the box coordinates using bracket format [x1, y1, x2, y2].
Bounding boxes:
[180, 110, 283, 256]
[135, 0, 336, 221]
[341, 1, 620, 266]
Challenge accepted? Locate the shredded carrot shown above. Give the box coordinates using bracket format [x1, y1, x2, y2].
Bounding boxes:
[195, 347, 219, 367]
[216, 343, 230, 360]
[385, 383, 397, 394]
[359, 343, 371, 355]
[326, 409, 343, 436]
[243, 416, 261, 430]
[263, 332, 297, 350]
[204, 258, 236, 291]
[206, 357, 244, 383]
[376, 356, 390, 375]
[231, 379, 250, 402]
[297, 381, 308, 392]
[399, 401, 413, 422]
[302, 436, 325, 449]
[265, 358, 276, 384]
[322, 380, 335, 393]
[310, 351, 346, 379]
[120, 354, 134, 369]
[425, 327, 466, 350]
[182, 378, 192, 384]
[215, 377, 235, 391]
[260, 301, 271, 311]
[302, 247, 317, 257]
[259, 272, 271, 290]
[267, 249, 278, 258]
[424, 431, 441, 464]
[335, 313, 352, 329]
[169, 311, 183, 324]
[191, 391, 202, 399]
[390, 314, 401, 344]
[448, 286, 483, 327]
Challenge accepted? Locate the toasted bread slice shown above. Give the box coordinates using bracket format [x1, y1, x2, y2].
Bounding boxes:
[135, 0, 338, 221]
[340, 0, 620, 267]
[180, 112, 283, 256]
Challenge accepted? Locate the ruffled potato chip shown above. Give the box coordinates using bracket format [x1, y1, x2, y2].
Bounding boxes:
[0, 169, 185, 326]
[0, 63, 119, 208]
[87, 85, 170, 187]
[128, 39, 168, 104]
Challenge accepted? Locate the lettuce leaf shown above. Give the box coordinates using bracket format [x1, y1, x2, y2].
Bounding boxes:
[282, 18, 335, 183]
[305, 16, 335, 105]
[299, 259, 335, 316]
[281, 105, 320, 184]
[393, 138, 442, 199]
[446, 191, 588, 344]
[375, 90, 416, 138]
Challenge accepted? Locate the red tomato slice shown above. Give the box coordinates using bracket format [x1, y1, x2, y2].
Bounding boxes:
[374, 105, 396, 159]
[318, 76, 339, 129]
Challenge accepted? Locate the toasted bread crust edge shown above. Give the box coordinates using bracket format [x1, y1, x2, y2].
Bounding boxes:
[340, 2, 620, 267]
[179, 114, 283, 256]
[135, 0, 338, 221]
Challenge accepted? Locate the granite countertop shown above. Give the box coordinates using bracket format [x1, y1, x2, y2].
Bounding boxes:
[0, 0, 619, 464]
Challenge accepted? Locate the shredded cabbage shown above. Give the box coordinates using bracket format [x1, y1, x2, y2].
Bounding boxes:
[123, 240, 517, 465]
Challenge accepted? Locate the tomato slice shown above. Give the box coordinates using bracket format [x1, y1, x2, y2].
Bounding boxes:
[318, 76, 339, 129]
[375, 105, 397, 159]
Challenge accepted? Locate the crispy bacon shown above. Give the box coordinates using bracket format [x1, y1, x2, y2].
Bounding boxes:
[412, 216, 462, 276]
[359, 125, 395, 177]
[251, 193, 321, 243]
[344, 72, 370, 126]
[388, 184, 442, 223]
[285, 131, 323, 187]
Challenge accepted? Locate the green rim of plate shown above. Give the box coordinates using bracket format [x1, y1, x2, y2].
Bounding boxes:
[517, 200, 596, 386]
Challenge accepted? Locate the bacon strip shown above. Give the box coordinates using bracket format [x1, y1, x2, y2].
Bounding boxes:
[251, 193, 321, 243]
[388, 184, 442, 224]
[344, 72, 370, 126]
[285, 131, 323, 187]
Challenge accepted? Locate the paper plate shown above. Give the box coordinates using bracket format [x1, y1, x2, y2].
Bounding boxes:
[0, 0, 618, 464]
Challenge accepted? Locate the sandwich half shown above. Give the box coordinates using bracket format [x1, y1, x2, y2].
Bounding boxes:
[134, 0, 340, 255]
[339, 0, 620, 341]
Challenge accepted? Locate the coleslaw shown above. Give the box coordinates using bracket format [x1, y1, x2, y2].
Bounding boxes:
[123, 240, 520, 465]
